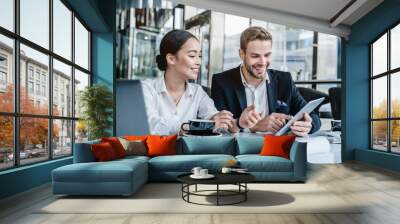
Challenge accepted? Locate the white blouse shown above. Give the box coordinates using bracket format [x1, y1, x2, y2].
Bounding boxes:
[141, 76, 219, 135]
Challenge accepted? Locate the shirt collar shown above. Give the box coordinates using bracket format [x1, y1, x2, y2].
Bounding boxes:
[239, 64, 270, 87]
[155, 75, 194, 97]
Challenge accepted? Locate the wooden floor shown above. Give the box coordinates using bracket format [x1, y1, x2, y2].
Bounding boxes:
[1, 162, 400, 224]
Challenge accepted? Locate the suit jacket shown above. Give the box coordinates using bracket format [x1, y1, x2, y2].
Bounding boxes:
[211, 66, 321, 133]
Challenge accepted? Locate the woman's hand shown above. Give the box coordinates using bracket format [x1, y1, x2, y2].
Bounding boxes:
[211, 110, 238, 133]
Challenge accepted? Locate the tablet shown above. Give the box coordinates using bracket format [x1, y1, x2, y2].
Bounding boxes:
[275, 97, 325, 136]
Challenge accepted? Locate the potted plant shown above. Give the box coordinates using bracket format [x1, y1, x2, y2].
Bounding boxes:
[79, 84, 113, 140]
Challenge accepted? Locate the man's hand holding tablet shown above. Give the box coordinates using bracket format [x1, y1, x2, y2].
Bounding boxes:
[289, 112, 313, 137]
[275, 97, 325, 136]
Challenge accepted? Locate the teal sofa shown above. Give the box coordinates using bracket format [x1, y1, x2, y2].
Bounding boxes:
[52, 136, 307, 196]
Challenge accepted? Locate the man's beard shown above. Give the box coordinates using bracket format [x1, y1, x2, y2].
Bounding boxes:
[244, 63, 266, 80]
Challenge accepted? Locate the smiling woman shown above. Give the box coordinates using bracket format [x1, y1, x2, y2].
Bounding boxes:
[141, 30, 238, 135]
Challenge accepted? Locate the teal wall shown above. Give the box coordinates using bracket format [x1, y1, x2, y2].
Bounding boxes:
[92, 32, 115, 135]
[0, 0, 115, 200]
[0, 158, 72, 199]
[345, 0, 400, 171]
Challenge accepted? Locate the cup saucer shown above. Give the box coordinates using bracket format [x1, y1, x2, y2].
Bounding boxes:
[190, 174, 215, 179]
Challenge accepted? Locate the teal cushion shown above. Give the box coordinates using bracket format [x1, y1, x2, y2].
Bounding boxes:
[236, 136, 264, 155]
[178, 136, 236, 155]
[236, 155, 293, 172]
[149, 154, 235, 172]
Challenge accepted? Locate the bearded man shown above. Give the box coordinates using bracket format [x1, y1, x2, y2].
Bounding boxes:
[211, 26, 320, 136]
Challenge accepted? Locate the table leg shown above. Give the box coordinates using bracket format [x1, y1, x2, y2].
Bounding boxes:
[245, 183, 247, 201]
[217, 184, 219, 206]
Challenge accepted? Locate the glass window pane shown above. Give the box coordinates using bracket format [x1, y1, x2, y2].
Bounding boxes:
[0, 116, 14, 170]
[0, 34, 14, 113]
[20, 117, 49, 165]
[372, 33, 387, 76]
[250, 19, 267, 27]
[20, 0, 49, 49]
[20, 44, 49, 115]
[53, 119, 72, 158]
[391, 120, 400, 153]
[223, 14, 249, 70]
[53, 0, 72, 60]
[131, 31, 159, 79]
[53, 59, 72, 117]
[75, 18, 89, 70]
[372, 121, 388, 151]
[317, 33, 339, 80]
[173, 7, 183, 29]
[372, 76, 387, 119]
[267, 25, 314, 82]
[391, 72, 400, 118]
[0, 0, 14, 31]
[74, 69, 89, 118]
[75, 120, 88, 143]
[391, 24, 400, 70]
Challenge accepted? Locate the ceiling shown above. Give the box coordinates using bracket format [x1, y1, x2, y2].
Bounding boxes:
[177, 0, 384, 38]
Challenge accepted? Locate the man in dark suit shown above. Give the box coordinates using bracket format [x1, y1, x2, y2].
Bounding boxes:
[211, 26, 320, 136]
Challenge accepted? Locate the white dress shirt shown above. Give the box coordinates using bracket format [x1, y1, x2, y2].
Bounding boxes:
[240, 64, 270, 116]
[141, 76, 219, 135]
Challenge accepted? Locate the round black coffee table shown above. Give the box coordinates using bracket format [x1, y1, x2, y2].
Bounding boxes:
[177, 173, 255, 206]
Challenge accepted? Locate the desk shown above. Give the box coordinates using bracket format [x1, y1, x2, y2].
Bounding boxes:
[298, 131, 342, 164]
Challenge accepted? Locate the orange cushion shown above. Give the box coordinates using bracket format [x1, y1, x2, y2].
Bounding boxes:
[91, 142, 118, 161]
[124, 135, 149, 141]
[146, 135, 177, 157]
[259, 135, 296, 159]
[101, 137, 127, 158]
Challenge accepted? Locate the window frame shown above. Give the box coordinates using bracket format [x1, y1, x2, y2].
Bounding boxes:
[369, 19, 400, 154]
[0, 0, 92, 171]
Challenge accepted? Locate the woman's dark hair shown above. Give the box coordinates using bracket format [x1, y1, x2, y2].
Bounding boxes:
[156, 30, 198, 71]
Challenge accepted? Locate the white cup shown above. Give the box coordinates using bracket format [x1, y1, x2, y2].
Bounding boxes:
[191, 167, 202, 176]
[221, 167, 232, 174]
[199, 169, 208, 176]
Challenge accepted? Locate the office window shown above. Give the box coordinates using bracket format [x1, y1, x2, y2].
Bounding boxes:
[0, 0, 14, 32]
[0, 0, 91, 170]
[19, 117, 49, 165]
[20, 0, 49, 49]
[391, 24, 400, 70]
[74, 18, 89, 70]
[370, 23, 400, 153]
[53, 119, 72, 158]
[0, 116, 13, 170]
[74, 69, 89, 118]
[21, 44, 49, 116]
[53, 59, 72, 117]
[53, 0, 72, 60]
[223, 14, 249, 71]
[0, 34, 14, 113]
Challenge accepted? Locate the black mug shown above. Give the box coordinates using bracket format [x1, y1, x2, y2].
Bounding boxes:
[181, 119, 215, 134]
